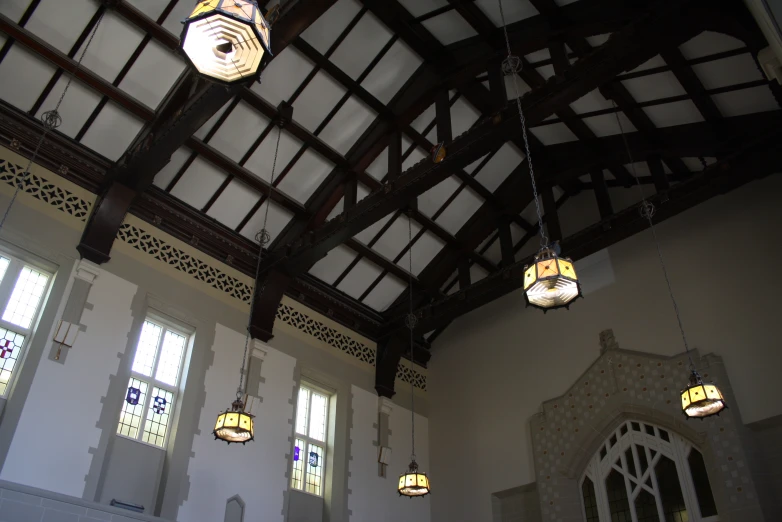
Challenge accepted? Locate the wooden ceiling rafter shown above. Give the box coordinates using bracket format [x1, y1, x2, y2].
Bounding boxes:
[384, 121, 782, 338]
[369, 0, 771, 396]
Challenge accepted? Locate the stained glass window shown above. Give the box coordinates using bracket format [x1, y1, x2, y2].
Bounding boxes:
[291, 383, 330, 497]
[0, 253, 52, 398]
[291, 438, 306, 490]
[116, 317, 190, 449]
[118, 379, 148, 438]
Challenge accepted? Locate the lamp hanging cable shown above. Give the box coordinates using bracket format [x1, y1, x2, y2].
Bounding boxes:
[497, 0, 547, 248]
[0, 10, 106, 233]
[407, 212, 416, 462]
[237, 125, 281, 398]
[611, 104, 694, 370]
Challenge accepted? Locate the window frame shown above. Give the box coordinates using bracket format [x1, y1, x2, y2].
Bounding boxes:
[291, 381, 331, 497]
[116, 312, 192, 450]
[0, 248, 54, 398]
[580, 420, 720, 522]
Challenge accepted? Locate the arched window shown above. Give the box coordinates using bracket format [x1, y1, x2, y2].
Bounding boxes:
[580, 420, 719, 522]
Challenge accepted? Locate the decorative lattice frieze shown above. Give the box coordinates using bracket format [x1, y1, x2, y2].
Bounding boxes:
[0, 159, 91, 221]
[0, 153, 427, 391]
[118, 222, 426, 390]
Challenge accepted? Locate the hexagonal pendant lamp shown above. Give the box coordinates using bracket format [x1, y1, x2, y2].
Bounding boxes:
[180, 0, 272, 84]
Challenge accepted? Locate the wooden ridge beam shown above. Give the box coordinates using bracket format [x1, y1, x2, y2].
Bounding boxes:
[386, 122, 782, 336]
[254, 1, 725, 279]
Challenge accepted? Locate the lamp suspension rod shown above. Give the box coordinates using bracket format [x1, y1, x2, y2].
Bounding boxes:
[407, 213, 416, 461]
[612, 103, 694, 370]
[0, 10, 106, 232]
[238, 124, 282, 397]
[497, 0, 547, 248]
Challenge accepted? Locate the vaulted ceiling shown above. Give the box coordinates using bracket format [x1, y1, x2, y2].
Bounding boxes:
[1, 0, 780, 396]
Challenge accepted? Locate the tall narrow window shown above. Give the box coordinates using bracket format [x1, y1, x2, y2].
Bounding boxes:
[0, 253, 51, 397]
[117, 317, 190, 448]
[291, 383, 330, 496]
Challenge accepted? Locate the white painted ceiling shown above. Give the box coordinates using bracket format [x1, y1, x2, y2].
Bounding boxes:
[0, 0, 779, 316]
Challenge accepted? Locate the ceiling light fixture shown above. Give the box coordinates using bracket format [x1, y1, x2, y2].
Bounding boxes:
[496, 0, 581, 312]
[398, 212, 431, 498]
[611, 104, 726, 420]
[181, 0, 272, 84]
[214, 110, 285, 443]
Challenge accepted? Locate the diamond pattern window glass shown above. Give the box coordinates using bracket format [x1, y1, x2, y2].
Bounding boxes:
[118, 378, 148, 439]
[291, 437, 306, 490]
[2, 266, 49, 329]
[154, 330, 187, 386]
[0, 252, 52, 398]
[116, 316, 191, 449]
[581, 420, 718, 522]
[0, 257, 10, 285]
[132, 320, 162, 377]
[291, 383, 330, 497]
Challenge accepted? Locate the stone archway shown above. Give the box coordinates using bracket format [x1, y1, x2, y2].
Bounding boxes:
[528, 330, 765, 522]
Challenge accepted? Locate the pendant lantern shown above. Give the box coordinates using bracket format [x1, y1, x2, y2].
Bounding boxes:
[181, 0, 272, 84]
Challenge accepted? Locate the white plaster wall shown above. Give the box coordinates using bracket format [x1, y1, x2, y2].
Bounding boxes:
[349, 385, 431, 522]
[0, 270, 137, 497]
[178, 324, 296, 522]
[428, 175, 782, 522]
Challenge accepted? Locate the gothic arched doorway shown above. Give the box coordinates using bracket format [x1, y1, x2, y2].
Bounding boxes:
[581, 420, 719, 522]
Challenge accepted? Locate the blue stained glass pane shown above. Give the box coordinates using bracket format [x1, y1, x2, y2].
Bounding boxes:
[294, 446, 300, 461]
[309, 451, 319, 467]
[126, 387, 141, 405]
[152, 396, 167, 414]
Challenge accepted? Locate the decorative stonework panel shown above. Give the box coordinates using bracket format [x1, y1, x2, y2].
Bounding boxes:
[528, 330, 764, 522]
[117, 223, 427, 391]
[0, 159, 92, 221]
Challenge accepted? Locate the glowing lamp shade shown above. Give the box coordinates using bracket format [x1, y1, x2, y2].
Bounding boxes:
[681, 371, 726, 419]
[214, 398, 255, 444]
[398, 461, 430, 497]
[181, 0, 271, 84]
[523, 248, 581, 311]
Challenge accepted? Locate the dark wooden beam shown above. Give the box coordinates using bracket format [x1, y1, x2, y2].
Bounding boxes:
[458, 258, 472, 288]
[344, 175, 358, 210]
[550, 39, 570, 76]
[387, 122, 782, 335]
[375, 335, 407, 398]
[388, 130, 402, 181]
[647, 155, 670, 194]
[70, 0, 339, 264]
[435, 90, 453, 144]
[498, 220, 514, 267]
[487, 60, 507, 112]
[589, 169, 614, 220]
[0, 101, 388, 341]
[660, 47, 723, 124]
[541, 186, 562, 242]
[254, 1, 733, 279]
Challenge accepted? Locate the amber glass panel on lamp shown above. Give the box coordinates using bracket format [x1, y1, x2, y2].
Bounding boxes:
[557, 258, 577, 280]
[537, 259, 559, 278]
[524, 264, 537, 290]
[681, 384, 725, 418]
